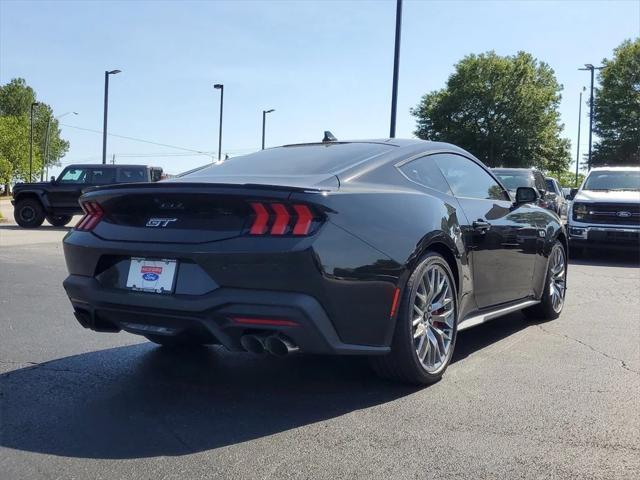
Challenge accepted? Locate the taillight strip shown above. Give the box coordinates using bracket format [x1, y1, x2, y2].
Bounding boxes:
[249, 202, 269, 235]
[292, 204, 313, 235]
[231, 317, 299, 327]
[270, 203, 290, 235]
[75, 201, 104, 231]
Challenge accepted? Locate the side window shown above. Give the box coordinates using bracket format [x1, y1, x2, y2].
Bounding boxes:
[117, 167, 148, 183]
[433, 154, 509, 201]
[59, 168, 88, 183]
[89, 168, 116, 184]
[534, 172, 546, 192]
[398, 156, 452, 194]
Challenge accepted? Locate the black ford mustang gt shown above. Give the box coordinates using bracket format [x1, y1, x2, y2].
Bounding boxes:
[62, 139, 567, 384]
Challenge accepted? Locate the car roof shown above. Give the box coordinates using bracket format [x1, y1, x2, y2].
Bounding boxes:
[589, 166, 640, 171]
[63, 164, 151, 169]
[492, 168, 538, 173]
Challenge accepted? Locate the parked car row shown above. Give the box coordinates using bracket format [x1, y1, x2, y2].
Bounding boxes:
[8, 142, 637, 385]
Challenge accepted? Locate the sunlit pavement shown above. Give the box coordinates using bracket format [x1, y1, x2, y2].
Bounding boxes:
[1, 225, 638, 479]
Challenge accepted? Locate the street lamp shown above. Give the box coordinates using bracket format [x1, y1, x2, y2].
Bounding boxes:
[103, 69, 121, 164]
[389, 0, 403, 138]
[29, 102, 40, 182]
[261, 109, 275, 150]
[574, 87, 586, 186]
[42, 112, 78, 181]
[214, 84, 224, 161]
[578, 63, 604, 170]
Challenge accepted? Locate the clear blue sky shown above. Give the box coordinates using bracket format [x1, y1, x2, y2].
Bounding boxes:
[1, 0, 639, 176]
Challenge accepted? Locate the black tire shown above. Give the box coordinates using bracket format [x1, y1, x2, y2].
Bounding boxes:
[14, 198, 45, 228]
[523, 240, 567, 321]
[46, 214, 73, 227]
[145, 334, 206, 348]
[370, 252, 458, 385]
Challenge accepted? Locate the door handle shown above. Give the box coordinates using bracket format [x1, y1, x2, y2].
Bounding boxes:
[472, 220, 491, 232]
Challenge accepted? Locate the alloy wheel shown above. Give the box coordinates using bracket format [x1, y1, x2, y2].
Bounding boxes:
[549, 246, 566, 313]
[411, 264, 455, 373]
[20, 206, 35, 222]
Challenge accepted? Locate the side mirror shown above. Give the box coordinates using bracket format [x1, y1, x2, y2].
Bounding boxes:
[515, 187, 538, 205]
[50, 176, 57, 184]
[567, 188, 578, 200]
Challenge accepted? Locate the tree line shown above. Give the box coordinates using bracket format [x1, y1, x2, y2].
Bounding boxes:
[412, 38, 639, 182]
[0, 38, 636, 192]
[0, 78, 70, 192]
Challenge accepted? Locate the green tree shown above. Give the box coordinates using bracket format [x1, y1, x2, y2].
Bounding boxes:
[0, 78, 69, 186]
[0, 115, 33, 187]
[592, 38, 640, 166]
[0, 78, 35, 117]
[412, 51, 571, 171]
[548, 169, 585, 188]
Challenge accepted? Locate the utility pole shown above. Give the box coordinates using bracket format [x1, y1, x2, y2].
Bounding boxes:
[29, 102, 40, 182]
[579, 64, 604, 170]
[102, 69, 122, 164]
[389, 0, 403, 138]
[41, 113, 52, 181]
[214, 84, 224, 161]
[575, 88, 585, 186]
[261, 109, 275, 149]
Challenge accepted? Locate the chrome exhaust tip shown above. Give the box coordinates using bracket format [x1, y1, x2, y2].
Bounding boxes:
[240, 334, 267, 354]
[264, 335, 299, 357]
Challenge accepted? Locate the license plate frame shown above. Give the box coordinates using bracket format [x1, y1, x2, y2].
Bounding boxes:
[126, 258, 178, 294]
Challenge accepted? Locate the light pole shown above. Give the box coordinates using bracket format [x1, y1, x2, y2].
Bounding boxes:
[214, 84, 224, 161]
[29, 102, 40, 182]
[43, 111, 77, 181]
[103, 69, 121, 164]
[389, 0, 403, 138]
[261, 109, 275, 150]
[575, 88, 585, 186]
[578, 64, 604, 170]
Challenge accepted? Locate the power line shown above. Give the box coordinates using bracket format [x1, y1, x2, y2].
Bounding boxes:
[60, 123, 212, 154]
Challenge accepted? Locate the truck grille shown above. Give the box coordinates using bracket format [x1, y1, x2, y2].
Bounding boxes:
[575, 203, 640, 226]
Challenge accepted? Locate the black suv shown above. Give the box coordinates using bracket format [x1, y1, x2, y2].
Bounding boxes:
[12, 164, 162, 228]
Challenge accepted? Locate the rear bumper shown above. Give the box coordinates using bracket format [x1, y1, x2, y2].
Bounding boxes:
[63, 274, 390, 356]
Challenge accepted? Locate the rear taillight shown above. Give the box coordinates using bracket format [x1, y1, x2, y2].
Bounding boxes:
[75, 201, 104, 231]
[248, 202, 319, 236]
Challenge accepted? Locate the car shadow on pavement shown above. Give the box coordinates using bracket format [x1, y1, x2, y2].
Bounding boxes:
[0, 313, 535, 460]
[0, 224, 73, 232]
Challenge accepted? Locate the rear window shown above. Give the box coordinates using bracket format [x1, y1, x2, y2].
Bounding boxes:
[545, 178, 556, 192]
[493, 170, 535, 191]
[118, 167, 148, 183]
[186, 143, 393, 177]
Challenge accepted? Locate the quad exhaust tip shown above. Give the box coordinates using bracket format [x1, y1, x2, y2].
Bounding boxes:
[240, 333, 299, 357]
[240, 334, 267, 354]
[264, 334, 299, 357]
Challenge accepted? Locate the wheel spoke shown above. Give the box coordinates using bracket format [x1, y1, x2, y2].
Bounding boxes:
[427, 328, 440, 365]
[417, 333, 428, 360]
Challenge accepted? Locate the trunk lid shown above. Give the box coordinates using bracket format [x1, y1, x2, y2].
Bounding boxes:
[81, 181, 332, 244]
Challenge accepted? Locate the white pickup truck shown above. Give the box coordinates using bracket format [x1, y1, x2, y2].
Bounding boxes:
[568, 167, 640, 252]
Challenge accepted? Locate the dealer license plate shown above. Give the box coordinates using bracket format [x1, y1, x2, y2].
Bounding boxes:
[126, 258, 177, 294]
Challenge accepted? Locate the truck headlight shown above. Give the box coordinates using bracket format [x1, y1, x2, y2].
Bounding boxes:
[573, 203, 588, 220]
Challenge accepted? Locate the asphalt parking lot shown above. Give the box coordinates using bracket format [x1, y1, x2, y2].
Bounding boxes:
[1, 202, 639, 480]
